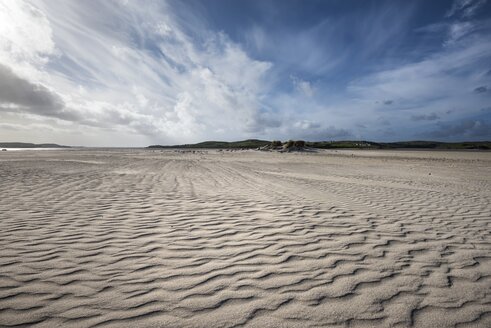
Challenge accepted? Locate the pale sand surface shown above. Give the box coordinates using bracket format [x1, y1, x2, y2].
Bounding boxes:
[0, 149, 490, 327]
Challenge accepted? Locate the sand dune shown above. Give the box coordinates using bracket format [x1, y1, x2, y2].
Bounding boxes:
[0, 149, 490, 327]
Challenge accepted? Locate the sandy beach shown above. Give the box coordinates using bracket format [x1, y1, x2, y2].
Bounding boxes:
[0, 149, 490, 327]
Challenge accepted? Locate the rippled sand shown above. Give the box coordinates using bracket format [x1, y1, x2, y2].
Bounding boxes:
[1, 149, 490, 327]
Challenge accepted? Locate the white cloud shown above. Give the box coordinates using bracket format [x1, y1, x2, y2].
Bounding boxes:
[0, 0, 54, 61]
[446, 21, 476, 45]
[0, 0, 273, 145]
[0, 0, 55, 82]
[444, 0, 488, 46]
[291, 76, 315, 97]
[446, 0, 487, 18]
[294, 120, 320, 130]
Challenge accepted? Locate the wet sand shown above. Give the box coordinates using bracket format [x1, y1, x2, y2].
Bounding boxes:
[0, 149, 490, 327]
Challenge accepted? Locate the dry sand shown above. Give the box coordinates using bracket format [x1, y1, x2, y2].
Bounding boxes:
[0, 149, 490, 327]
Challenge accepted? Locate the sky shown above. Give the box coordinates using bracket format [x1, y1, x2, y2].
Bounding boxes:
[0, 0, 491, 146]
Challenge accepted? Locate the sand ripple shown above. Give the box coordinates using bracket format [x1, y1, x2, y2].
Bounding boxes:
[0, 150, 490, 327]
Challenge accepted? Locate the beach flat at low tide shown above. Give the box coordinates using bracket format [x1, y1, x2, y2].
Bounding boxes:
[0, 149, 490, 328]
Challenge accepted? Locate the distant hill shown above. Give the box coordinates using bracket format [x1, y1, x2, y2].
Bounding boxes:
[307, 140, 491, 150]
[0, 142, 70, 148]
[149, 139, 270, 149]
[149, 139, 491, 150]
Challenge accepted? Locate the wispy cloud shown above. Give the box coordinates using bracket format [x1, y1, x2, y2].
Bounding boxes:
[346, 31, 491, 139]
[446, 0, 488, 18]
[0, 0, 274, 145]
[291, 76, 315, 97]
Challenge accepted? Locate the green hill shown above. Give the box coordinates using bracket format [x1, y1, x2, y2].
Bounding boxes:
[307, 140, 490, 150]
[149, 139, 270, 149]
[149, 139, 490, 150]
[0, 142, 70, 148]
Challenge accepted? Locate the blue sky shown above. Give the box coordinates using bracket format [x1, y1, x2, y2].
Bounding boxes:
[0, 0, 490, 146]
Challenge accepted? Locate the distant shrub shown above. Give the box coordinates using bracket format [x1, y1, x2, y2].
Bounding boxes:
[271, 140, 282, 148]
[284, 140, 295, 148]
[294, 140, 305, 148]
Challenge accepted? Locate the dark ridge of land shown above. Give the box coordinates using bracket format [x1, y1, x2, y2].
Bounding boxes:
[0, 142, 70, 148]
[149, 139, 271, 149]
[148, 140, 491, 150]
[308, 140, 491, 150]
